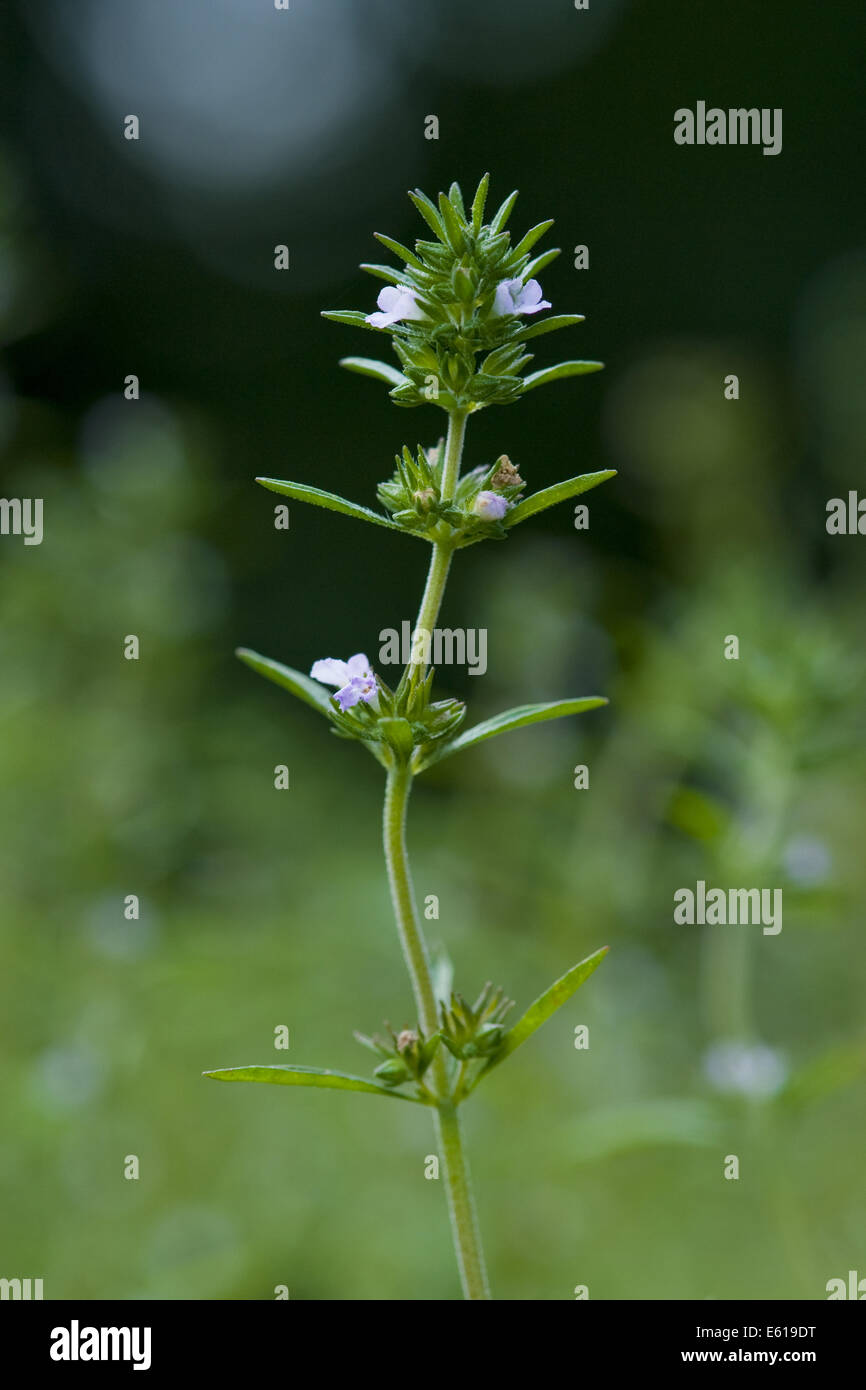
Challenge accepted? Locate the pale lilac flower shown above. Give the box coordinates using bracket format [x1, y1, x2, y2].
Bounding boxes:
[310, 653, 378, 712]
[473, 491, 510, 521]
[492, 277, 551, 317]
[366, 285, 426, 329]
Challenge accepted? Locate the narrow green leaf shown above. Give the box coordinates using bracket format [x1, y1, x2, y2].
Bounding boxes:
[409, 189, 447, 241]
[360, 262, 404, 284]
[521, 360, 605, 392]
[505, 470, 616, 527]
[476, 947, 609, 1084]
[437, 191, 464, 250]
[511, 219, 554, 260]
[517, 313, 585, 341]
[448, 181, 466, 219]
[255, 476, 403, 532]
[203, 1064, 425, 1102]
[490, 189, 518, 234]
[321, 309, 378, 330]
[484, 231, 512, 263]
[471, 172, 490, 231]
[339, 357, 410, 389]
[415, 697, 607, 770]
[373, 232, 424, 269]
[236, 648, 333, 716]
[523, 248, 561, 279]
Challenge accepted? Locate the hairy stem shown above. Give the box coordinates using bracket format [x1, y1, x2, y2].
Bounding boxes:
[440, 408, 467, 501]
[382, 763, 491, 1300]
[382, 763, 442, 1048]
[435, 1103, 491, 1300]
[411, 542, 453, 669]
[410, 409, 467, 670]
[383, 407, 491, 1297]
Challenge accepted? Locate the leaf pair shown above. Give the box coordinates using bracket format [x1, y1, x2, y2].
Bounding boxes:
[236, 645, 607, 772]
[255, 468, 616, 541]
[203, 947, 608, 1103]
[336, 354, 604, 401]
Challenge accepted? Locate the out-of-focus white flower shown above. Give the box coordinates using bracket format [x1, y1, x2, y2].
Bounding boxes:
[783, 835, 832, 886]
[703, 1040, 788, 1100]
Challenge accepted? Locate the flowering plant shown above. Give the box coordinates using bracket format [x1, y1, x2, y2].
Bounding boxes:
[204, 176, 615, 1299]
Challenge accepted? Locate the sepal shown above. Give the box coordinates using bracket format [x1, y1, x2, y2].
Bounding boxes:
[439, 984, 514, 1063]
[357, 1023, 442, 1101]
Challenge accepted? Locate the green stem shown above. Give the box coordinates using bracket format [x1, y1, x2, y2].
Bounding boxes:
[410, 410, 467, 671]
[383, 409, 492, 1298]
[382, 764, 491, 1300]
[411, 542, 453, 670]
[382, 763, 441, 1048]
[440, 408, 467, 502]
[435, 1103, 491, 1300]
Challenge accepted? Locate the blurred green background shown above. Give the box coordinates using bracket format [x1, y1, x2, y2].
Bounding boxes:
[1, 0, 864, 1300]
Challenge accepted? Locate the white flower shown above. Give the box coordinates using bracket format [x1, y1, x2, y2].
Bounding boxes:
[473, 490, 510, 521]
[310, 653, 378, 712]
[703, 1040, 788, 1100]
[782, 835, 831, 886]
[492, 277, 551, 318]
[366, 285, 426, 329]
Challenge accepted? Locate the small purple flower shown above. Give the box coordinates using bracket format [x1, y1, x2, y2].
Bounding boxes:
[310, 653, 379, 712]
[492, 277, 551, 318]
[473, 491, 510, 521]
[366, 285, 426, 329]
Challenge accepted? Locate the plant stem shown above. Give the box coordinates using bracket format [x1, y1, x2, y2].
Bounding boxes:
[440, 408, 467, 501]
[384, 404, 490, 1299]
[382, 759, 491, 1300]
[435, 1102, 491, 1300]
[382, 763, 441, 1047]
[410, 409, 467, 670]
[411, 541, 453, 669]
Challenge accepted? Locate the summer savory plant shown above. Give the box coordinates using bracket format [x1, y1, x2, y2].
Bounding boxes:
[204, 176, 615, 1300]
